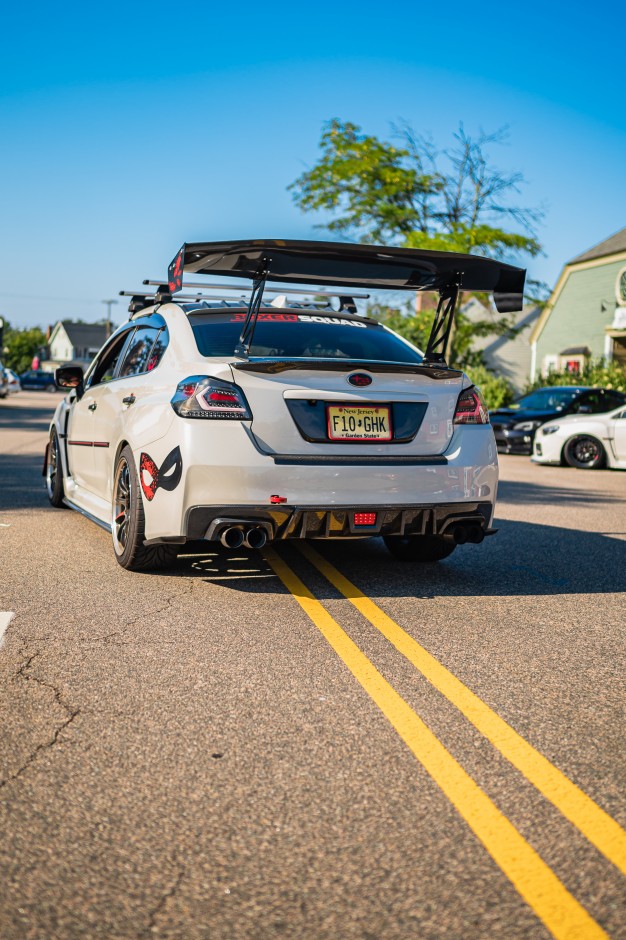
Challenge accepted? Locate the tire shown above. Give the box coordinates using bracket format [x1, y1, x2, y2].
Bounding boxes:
[45, 429, 66, 507]
[383, 535, 457, 562]
[563, 435, 606, 470]
[111, 445, 178, 571]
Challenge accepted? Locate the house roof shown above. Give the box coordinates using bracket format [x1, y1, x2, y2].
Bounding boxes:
[57, 320, 108, 348]
[461, 299, 540, 348]
[568, 226, 626, 265]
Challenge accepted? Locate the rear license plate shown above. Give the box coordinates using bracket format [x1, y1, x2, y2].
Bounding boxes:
[327, 405, 392, 441]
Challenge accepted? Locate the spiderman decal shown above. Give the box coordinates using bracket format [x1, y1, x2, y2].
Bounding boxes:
[139, 446, 183, 501]
[168, 245, 185, 293]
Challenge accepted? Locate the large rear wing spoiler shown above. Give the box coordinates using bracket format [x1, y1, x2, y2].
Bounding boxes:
[166, 239, 526, 364]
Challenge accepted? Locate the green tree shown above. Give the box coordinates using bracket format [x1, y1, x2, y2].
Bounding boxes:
[289, 119, 543, 259]
[289, 120, 547, 367]
[463, 364, 515, 410]
[3, 325, 47, 374]
[369, 296, 524, 373]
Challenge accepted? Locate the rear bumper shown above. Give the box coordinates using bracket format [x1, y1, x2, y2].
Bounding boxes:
[144, 501, 495, 544]
[138, 422, 498, 542]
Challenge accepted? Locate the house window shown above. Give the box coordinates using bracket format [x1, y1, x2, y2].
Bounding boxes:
[542, 355, 559, 376]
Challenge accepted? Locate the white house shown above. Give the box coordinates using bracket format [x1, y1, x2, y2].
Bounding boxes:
[46, 321, 108, 370]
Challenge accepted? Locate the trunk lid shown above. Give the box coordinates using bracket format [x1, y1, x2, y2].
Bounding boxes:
[231, 360, 464, 456]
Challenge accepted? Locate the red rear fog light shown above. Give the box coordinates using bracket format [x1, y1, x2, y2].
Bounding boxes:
[354, 512, 377, 526]
[208, 392, 240, 403]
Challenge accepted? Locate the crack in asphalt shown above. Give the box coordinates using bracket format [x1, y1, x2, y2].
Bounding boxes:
[79, 581, 195, 646]
[0, 650, 80, 791]
[0, 581, 192, 789]
[145, 864, 186, 936]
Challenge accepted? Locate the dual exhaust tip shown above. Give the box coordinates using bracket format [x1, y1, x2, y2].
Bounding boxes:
[443, 523, 485, 545]
[220, 525, 268, 550]
[217, 520, 483, 549]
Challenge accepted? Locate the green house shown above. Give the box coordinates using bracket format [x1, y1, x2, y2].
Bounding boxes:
[530, 226, 626, 380]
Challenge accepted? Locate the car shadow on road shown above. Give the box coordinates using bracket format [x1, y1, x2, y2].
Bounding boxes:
[498, 478, 622, 505]
[171, 518, 626, 598]
[175, 545, 278, 584]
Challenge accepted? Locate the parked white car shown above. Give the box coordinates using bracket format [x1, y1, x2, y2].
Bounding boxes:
[45, 239, 525, 571]
[6, 369, 21, 395]
[533, 404, 626, 469]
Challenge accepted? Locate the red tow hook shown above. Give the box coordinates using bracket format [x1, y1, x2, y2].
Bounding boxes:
[270, 495, 287, 504]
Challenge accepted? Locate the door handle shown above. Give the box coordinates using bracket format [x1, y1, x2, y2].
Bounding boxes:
[122, 395, 136, 406]
[88, 402, 97, 411]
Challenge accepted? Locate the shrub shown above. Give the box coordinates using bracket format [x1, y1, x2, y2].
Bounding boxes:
[464, 364, 515, 410]
[526, 359, 626, 394]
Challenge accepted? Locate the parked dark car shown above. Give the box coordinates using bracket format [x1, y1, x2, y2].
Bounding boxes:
[490, 386, 626, 455]
[19, 370, 58, 392]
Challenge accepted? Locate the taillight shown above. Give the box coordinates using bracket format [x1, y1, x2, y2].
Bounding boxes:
[171, 376, 252, 420]
[454, 386, 489, 424]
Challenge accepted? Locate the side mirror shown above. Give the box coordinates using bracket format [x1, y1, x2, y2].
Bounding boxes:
[577, 404, 592, 414]
[55, 366, 84, 397]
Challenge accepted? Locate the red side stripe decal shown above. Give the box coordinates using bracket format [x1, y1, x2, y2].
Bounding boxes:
[68, 441, 110, 447]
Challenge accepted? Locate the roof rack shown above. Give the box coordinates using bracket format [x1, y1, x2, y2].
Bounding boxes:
[119, 290, 348, 316]
[143, 280, 370, 300]
[120, 289, 250, 314]
[121, 282, 364, 317]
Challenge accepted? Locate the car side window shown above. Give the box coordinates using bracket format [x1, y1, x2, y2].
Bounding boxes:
[89, 331, 135, 388]
[588, 392, 616, 414]
[118, 326, 165, 377]
[603, 392, 626, 411]
[572, 391, 602, 414]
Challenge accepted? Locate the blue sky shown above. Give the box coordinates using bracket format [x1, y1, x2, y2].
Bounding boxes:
[2, 0, 625, 328]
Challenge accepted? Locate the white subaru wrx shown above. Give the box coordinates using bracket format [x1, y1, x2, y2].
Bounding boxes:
[45, 239, 525, 571]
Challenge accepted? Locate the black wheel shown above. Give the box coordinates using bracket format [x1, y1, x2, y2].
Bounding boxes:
[45, 429, 66, 507]
[112, 445, 178, 571]
[563, 435, 606, 470]
[383, 535, 457, 562]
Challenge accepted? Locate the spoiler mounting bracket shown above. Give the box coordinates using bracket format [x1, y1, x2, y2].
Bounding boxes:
[423, 279, 461, 366]
[234, 258, 271, 358]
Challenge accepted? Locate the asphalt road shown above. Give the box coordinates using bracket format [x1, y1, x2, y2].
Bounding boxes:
[1, 393, 625, 939]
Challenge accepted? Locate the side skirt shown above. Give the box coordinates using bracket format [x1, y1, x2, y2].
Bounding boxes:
[62, 498, 112, 533]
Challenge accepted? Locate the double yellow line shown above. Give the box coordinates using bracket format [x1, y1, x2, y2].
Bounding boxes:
[264, 544, 626, 940]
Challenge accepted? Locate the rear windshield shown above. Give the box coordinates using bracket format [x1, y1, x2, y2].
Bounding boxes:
[188, 311, 423, 363]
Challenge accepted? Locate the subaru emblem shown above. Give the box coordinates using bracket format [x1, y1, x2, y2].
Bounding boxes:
[348, 373, 372, 387]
